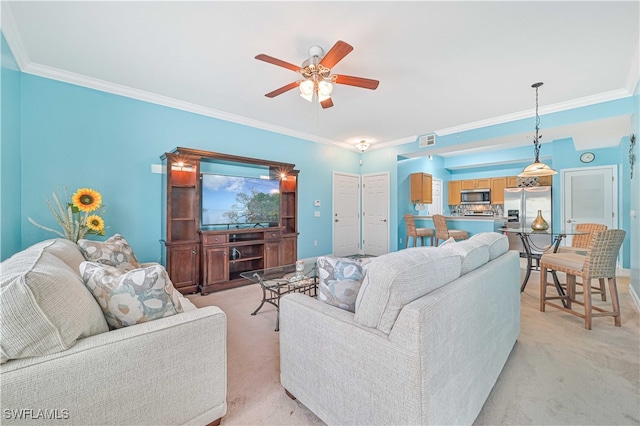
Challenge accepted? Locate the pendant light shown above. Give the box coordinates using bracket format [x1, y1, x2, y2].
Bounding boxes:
[518, 82, 558, 177]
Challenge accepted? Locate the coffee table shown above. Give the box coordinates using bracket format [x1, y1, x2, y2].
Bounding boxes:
[240, 263, 318, 331]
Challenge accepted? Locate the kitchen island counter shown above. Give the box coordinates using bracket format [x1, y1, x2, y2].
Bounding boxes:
[409, 215, 507, 245]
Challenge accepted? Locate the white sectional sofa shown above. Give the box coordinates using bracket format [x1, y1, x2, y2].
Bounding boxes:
[0, 239, 227, 426]
[280, 233, 520, 425]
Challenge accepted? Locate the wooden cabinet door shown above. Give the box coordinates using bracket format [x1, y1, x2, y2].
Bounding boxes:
[167, 244, 199, 293]
[202, 247, 228, 286]
[490, 177, 507, 204]
[460, 180, 475, 190]
[506, 176, 518, 187]
[410, 173, 432, 204]
[282, 236, 297, 265]
[448, 180, 462, 205]
[475, 178, 491, 189]
[264, 242, 281, 269]
[538, 176, 553, 186]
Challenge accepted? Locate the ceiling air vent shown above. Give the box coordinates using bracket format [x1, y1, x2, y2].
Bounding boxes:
[419, 134, 436, 148]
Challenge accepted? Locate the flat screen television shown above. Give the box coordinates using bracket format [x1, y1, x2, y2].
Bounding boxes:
[201, 173, 280, 228]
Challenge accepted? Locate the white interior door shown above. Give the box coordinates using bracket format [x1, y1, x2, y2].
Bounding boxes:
[333, 172, 360, 257]
[562, 165, 617, 245]
[362, 173, 390, 256]
[427, 178, 443, 215]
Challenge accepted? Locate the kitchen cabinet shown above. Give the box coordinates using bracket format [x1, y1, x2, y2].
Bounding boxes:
[410, 172, 433, 204]
[506, 176, 519, 188]
[490, 177, 507, 204]
[460, 178, 491, 190]
[448, 180, 462, 205]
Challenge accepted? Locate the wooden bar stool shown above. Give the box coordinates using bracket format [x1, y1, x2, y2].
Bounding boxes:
[432, 214, 468, 246]
[539, 229, 625, 330]
[404, 214, 434, 248]
[558, 223, 608, 300]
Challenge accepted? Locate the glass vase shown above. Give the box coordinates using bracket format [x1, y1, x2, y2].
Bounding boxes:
[531, 210, 549, 231]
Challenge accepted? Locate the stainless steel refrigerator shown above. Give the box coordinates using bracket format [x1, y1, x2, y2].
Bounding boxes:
[504, 186, 552, 254]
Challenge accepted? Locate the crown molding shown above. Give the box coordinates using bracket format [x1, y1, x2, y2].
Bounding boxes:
[1, 2, 30, 69]
[435, 89, 632, 137]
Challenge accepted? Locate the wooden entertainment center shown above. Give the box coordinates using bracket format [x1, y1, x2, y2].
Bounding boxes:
[161, 147, 298, 294]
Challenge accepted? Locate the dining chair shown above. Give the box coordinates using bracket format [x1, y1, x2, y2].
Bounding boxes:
[558, 223, 608, 300]
[432, 214, 468, 246]
[403, 214, 434, 248]
[539, 229, 625, 330]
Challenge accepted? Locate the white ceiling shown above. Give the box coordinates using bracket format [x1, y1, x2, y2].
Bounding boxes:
[3, 1, 639, 155]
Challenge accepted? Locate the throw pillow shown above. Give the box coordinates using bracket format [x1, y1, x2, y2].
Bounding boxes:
[78, 234, 141, 271]
[80, 262, 184, 329]
[316, 256, 366, 312]
[1, 246, 108, 364]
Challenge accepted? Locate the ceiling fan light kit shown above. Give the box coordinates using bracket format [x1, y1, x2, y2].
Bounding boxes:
[518, 82, 558, 178]
[256, 40, 379, 109]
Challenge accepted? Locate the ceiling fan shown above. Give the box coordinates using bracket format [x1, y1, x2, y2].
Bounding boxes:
[255, 40, 379, 109]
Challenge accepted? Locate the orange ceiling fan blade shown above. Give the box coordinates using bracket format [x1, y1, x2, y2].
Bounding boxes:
[265, 81, 300, 98]
[255, 54, 301, 72]
[333, 74, 380, 90]
[321, 98, 334, 109]
[319, 40, 353, 69]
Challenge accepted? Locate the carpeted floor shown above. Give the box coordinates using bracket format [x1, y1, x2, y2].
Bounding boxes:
[188, 268, 640, 425]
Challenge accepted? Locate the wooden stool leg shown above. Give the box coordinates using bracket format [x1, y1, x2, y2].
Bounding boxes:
[599, 278, 606, 301]
[540, 265, 547, 312]
[583, 276, 592, 330]
[566, 274, 575, 310]
[609, 277, 621, 327]
[405, 236, 410, 249]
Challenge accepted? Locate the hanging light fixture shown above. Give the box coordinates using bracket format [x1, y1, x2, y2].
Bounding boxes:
[518, 82, 557, 177]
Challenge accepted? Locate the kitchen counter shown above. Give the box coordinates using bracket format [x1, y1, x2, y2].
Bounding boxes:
[412, 215, 507, 239]
[415, 215, 507, 222]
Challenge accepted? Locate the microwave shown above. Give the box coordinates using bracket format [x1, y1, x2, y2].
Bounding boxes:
[460, 189, 491, 204]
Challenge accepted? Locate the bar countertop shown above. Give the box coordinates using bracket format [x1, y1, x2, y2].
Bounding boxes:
[414, 215, 507, 222]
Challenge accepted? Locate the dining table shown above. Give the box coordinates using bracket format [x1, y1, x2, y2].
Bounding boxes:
[500, 227, 589, 307]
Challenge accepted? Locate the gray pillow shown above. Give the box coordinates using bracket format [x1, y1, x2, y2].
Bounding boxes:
[316, 256, 366, 313]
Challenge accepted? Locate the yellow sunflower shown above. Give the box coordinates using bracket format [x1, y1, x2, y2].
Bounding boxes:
[72, 188, 102, 212]
[86, 214, 105, 234]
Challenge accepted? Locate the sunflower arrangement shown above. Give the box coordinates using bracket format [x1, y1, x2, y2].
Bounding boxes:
[29, 187, 107, 242]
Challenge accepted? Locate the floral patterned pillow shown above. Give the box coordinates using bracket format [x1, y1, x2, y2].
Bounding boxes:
[316, 256, 366, 313]
[78, 234, 140, 271]
[80, 261, 184, 329]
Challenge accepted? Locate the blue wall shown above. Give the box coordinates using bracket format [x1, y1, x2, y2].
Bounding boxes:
[0, 34, 22, 261]
[17, 73, 361, 262]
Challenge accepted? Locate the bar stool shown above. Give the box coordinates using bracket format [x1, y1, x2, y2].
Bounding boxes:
[404, 214, 434, 248]
[558, 223, 608, 300]
[540, 229, 625, 330]
[432, 214, 468, 246]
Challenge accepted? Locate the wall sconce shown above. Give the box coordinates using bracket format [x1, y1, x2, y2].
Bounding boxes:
[171, 161, 193, 172]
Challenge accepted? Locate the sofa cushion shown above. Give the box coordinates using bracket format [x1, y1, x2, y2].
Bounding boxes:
[469, 232, 509, 260]
[0, 245, 109, 364]
[78, 234, 140, 271]
[80, 262, 184, 329]
[438, 238, 491, 275]
[316, 256, 366, 313]
[31, 238, 86, 273]
[354, 248, 462, 334]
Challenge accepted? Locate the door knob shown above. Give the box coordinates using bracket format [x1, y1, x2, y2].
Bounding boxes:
[335, 219, 339, 222]
[381, 219, 387, 222]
